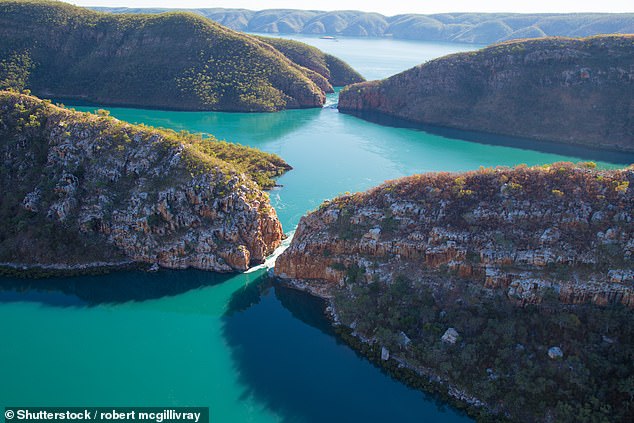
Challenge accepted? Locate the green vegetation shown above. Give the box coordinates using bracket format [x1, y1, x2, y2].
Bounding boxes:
[0, 50, 32, 91]
[339, 275, 633, 421]
[182, 136, 292, 189]
[339, 35, 634, 153]
[0, 0, 352, 111]
[333, 276, 634, 422]
[255, 36, 364, 87]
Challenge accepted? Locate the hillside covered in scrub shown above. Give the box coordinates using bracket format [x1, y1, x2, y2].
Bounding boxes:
[339, 35, 634, 153]
[95, 7, 634, 45]
[0, 91, 290, 272]
[276, 163, 634, 422]
[0, 1, 361, 111]
[254, 36, 364, 87]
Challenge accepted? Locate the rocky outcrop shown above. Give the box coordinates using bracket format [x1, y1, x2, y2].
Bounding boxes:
[0, 1, 358, 111]
[276, 163, 634, 307]
[339, 35, 634, 153]
[0, 91, 287, 272]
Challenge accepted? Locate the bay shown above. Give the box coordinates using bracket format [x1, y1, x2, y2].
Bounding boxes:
[1, 35, 628, 423]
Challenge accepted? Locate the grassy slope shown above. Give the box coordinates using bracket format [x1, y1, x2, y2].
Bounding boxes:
[0, 90, 290, 187]
[0, 0, 327, 111]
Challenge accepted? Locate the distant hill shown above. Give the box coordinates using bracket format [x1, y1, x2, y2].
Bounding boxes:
[339, 35, 634, 153]
[0, 1, 358, 111]
[93, 7, 634, 44]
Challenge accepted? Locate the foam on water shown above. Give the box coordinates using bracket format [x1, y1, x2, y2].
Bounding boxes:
[244, 230, 295, 273]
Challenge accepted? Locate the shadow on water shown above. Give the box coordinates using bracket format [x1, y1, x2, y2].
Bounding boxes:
[54, 98, 319, 145]
[221, 276, 472, 423]
[224, 274, 272, 316]
[274, 284, 334, 336]
[343, 110, 634, 165]
[0, 269, 233, 307]
[226, 276, 333, 335]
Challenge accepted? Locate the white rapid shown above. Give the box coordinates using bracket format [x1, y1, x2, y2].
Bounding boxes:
[244, 230, 295, 273]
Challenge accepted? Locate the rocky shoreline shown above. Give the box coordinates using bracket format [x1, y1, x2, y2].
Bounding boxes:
[0, 260, 139, 279]
[276, 275, 495, 421]
[275, 162, 634, 421]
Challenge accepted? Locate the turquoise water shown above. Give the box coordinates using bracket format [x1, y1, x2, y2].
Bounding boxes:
[249, 33, 486, 80]
[66, 94, 622, 230]
[0, 37, 629, 422]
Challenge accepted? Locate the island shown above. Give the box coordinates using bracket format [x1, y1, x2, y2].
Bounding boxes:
[338, 35, 634, 153]
[0, 91, 289, 273]
[276, 163, 634, 422]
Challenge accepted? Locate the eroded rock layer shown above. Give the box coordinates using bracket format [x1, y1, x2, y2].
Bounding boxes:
[277, 163, 634, 306]
[1, 91, 286, 271]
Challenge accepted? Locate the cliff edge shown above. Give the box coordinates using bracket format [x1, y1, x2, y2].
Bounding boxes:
[277, 163, 633, 306]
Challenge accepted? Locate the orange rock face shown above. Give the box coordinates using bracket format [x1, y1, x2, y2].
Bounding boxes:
[276, 164, 634, 307]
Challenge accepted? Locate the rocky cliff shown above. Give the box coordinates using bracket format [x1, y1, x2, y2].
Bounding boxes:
[0, 1, 363, 111]
[277, 163, 633, 305]
[0, 91, 287, 271]
[339, 35, 634, 153]
[276, 163, 634, 422]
